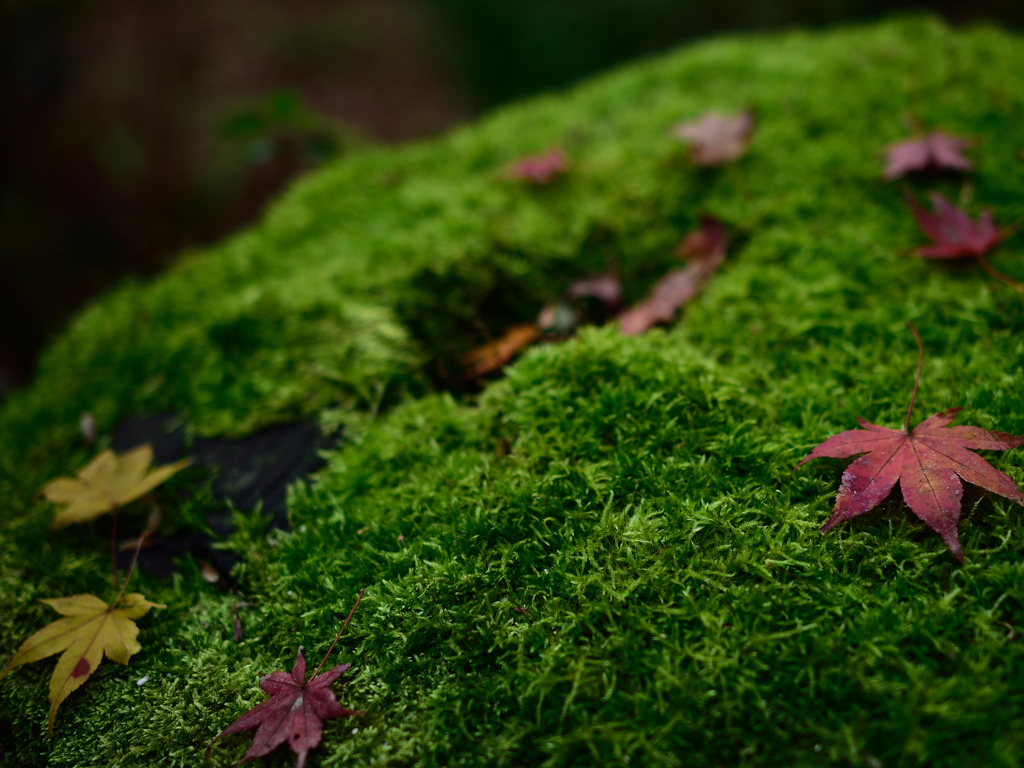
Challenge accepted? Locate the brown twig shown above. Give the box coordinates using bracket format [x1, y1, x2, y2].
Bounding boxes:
[112, 527, 149, 608]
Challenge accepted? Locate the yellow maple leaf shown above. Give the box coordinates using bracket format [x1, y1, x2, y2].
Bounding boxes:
[0, 593, 164, 735]
[43, 444, 190, 528]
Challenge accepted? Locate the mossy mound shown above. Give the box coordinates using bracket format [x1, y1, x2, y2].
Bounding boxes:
[4, 15, 1024, 767]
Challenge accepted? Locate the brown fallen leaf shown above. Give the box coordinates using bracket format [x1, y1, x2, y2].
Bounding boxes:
[460, 324, 540, 380]
[620, 217, 728, 335]
[673, 111, 754, 166]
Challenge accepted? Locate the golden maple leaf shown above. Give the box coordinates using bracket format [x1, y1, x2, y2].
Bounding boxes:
[0, 593, 164, 735]
[43, 444, 190, 528]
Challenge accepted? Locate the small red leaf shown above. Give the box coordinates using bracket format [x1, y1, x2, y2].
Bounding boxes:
[905, 191, 1001, 259]
[884, 132, 973, 179]
[507, 147, 567, 184]
[208, 592, 364, 767]
[206, 649, 361, 767]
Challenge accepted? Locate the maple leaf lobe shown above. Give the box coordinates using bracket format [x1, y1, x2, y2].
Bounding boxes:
[801, 407, 1023, 561]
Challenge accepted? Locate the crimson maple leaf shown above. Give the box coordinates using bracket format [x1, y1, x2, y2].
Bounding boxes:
[884, 132, 973, 179]
[798, 325, 1023, 561]
[906, 191, 1001, 259]
[207, 591, 364, 767]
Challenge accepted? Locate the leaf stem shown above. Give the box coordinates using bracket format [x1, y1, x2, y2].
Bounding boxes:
[110, 506, 119, 590]
[978, 256, 1024, 295]
[112, 526, 149, 608]
[905, 322, 924, 434]
[312, 589, 365, 679]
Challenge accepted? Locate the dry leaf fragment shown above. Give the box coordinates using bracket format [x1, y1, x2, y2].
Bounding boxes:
[507, 147, 567, 184]
[44, 444, 190, 528]
[79, 412, 97, 444]
[199, 560, 221, 583]
[459, 324, 540, 380]
[797, 324, 1024, 561]
[673, 111, 754, 166]
[0, 593, 164, 735]
[883, 132, 973, 179]
[537, 303, 579, 335]
[620, 217, 728, 335]
[566, 274, 623, 307]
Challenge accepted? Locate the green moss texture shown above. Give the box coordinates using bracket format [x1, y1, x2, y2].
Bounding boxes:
[4, 15, 1024, 767]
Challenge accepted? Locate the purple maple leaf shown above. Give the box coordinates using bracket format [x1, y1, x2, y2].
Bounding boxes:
[905, 191, 1001, 259]
[206, 649, 361, 767]
[884, 132, 973, 180]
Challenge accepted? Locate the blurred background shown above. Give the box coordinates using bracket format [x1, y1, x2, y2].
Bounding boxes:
[2, 0, 1022, 397]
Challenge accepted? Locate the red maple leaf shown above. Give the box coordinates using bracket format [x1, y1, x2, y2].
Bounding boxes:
[619, 217, 727, 335]
[798, 325, 1023, 561]
[883, 132, 973, 179]
[507, 147, 567, 184]
[904, 192, 1024, 294]
[905, 191, 1001, 259]
[207, 591, 364, 767]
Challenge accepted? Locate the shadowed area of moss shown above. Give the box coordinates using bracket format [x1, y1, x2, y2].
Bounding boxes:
[3, 14, 1024, 767]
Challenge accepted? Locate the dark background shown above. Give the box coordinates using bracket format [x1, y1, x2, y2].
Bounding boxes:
[2, 0, 1021, 396]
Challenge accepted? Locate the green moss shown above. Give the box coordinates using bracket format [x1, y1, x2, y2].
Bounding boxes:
[4, 14, 1024, 767]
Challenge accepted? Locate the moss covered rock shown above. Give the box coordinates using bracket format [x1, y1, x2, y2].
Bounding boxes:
[3, 15, 1024, 767]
